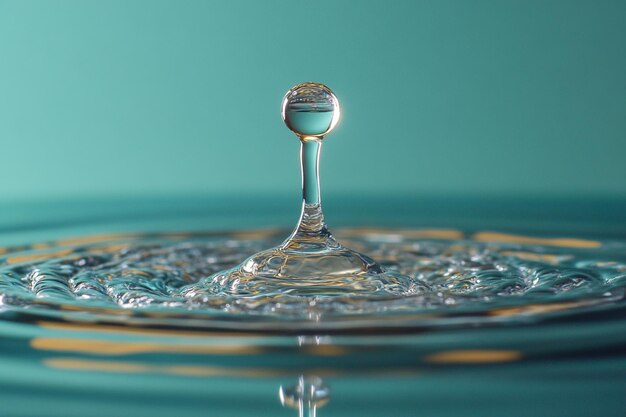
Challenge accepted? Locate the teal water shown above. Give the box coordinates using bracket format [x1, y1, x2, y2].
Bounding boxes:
[285, 110, 335, 137]
[0, 195, 625, 416]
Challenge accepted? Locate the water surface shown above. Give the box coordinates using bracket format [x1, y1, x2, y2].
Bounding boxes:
[0, 196, 624, 417]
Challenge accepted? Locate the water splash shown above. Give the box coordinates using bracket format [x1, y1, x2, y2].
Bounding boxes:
[191, 82, 416, 298]
[0, 229, 624, 330]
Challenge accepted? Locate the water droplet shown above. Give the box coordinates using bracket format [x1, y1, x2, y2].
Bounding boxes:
[282, 82, 340, 139]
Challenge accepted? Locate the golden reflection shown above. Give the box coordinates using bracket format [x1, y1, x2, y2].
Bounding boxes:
[56, 234, 135, 246]
[337, 228, 464, 240]
[230, 228, 283, 240]
[425, 350, 522, 364]
[158, 232, 192, 240]
[32, 243, 51, 250]
[43, 358, 333, 378]
[44, 358, 150, 373]
[58, 305, 133, 316]
[472, 232, 600, 248]
[489, 300, 587, 317]
[7, 249, 75, 264]
[37, 321, 260, 338]
[165, 365, 286, 378]
[498, 251, 569, 264]
[303, 345, 348, 356]
[88, 244, 129, 254]
[44, 356, 426, 378]
[31, 338, 263, 355]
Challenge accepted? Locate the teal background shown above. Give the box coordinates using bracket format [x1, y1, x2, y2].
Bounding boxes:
[1, 0, 625, 201]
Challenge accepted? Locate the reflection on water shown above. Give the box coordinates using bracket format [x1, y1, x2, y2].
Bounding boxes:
[0, 228, 625, 416]
[280, 376, 330, 417]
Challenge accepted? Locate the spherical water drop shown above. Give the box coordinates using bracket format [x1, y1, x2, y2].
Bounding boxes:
[282, 82, 340, 138]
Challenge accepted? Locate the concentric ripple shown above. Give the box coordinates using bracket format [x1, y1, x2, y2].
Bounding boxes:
[0, 228, 625, 330]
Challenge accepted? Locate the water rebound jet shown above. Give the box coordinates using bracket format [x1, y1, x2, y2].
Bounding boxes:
[182, 82, 420, 299]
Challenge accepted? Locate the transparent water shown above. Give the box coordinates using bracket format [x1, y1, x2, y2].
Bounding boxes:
[1, 228, 624, 327]
[0, 196, 625, 417]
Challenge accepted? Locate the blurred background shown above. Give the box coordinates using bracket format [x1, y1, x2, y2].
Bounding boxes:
[1, 0, 625, 202]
